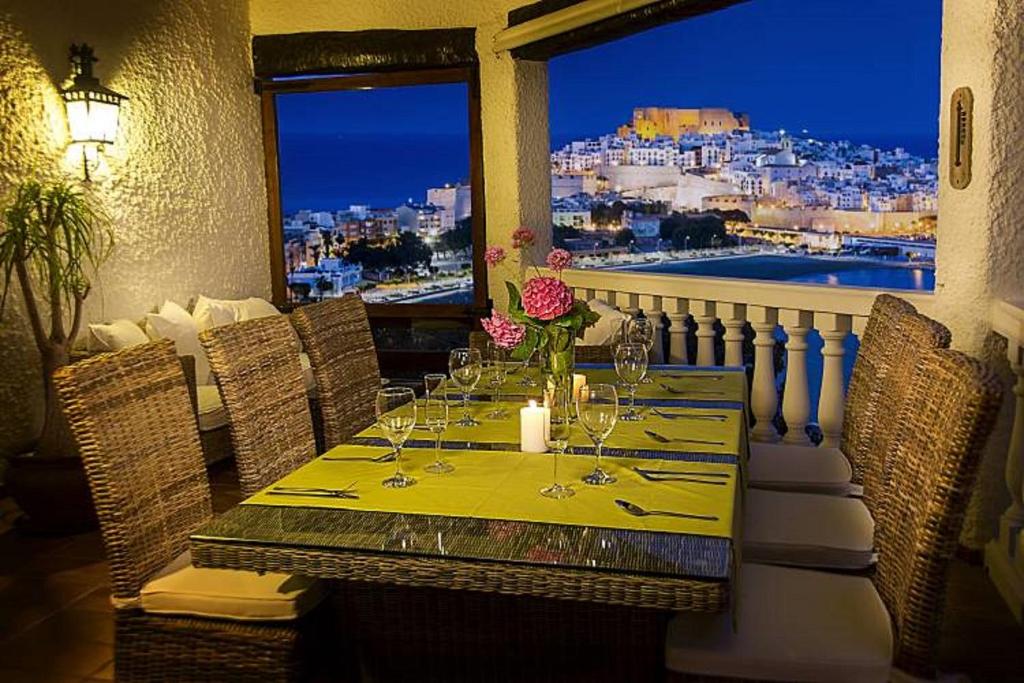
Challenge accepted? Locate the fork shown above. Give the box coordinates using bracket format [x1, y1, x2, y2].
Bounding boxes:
[322, 451, 396, 463]
[644, 429, 725, 446]
[632, 467, 726, 486]
[659, 373, 723, 381]
[659, 384, 725, 396]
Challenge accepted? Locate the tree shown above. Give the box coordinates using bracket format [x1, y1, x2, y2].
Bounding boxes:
[614, 228, 635, 247]
[660, 212, 727, 249]
[439, 218, 472, 255]
[553, 224, 581, 249]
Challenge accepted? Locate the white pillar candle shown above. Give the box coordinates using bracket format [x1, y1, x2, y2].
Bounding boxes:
[572, 373, 588, 400]
[520, 400, 550, 453]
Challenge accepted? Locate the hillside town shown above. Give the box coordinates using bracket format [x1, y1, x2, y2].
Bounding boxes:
[282, 107, 938, 303]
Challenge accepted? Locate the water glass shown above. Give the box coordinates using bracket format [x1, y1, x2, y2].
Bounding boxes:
[376, 387, 417, 489]
[423, 376, 453, 474]
[614, 343, 648, 421]
[540, 386, 574, 499]
[626, 317, 656, 383]
[486, 340, 509, 419]
[576, 383, 618, 486]
[449, 347, 482, 426]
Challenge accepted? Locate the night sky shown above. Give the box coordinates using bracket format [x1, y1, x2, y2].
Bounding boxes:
[275, 0, 941, 210]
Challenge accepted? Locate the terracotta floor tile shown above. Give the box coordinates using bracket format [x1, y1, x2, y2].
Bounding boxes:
[0, 631, 112, 677]
[0, 577, 99, 640]
[86, 659, 115, 680]
[25, 607, 115, 646]
[0, 668, 84, 683]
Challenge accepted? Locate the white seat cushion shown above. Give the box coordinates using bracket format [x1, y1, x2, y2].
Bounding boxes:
[743, 489, 875, 569]
[88, 319, 150, 351]
[139, 551, 325, 622]
[748, 442, 853, 495]
[666, 563, 892, 682]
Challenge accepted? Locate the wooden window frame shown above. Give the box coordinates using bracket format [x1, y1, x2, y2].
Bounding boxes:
[259, 66, 488, 320]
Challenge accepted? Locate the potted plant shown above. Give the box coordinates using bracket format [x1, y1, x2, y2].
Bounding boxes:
[1, 179, 113, 533]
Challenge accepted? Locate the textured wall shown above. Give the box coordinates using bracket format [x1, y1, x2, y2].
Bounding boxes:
[0, 0, 269, 456]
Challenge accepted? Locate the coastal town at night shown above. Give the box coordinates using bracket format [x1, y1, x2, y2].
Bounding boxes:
[281, 106, 938, 304]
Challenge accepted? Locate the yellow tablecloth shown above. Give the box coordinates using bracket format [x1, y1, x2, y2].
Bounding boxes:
[360, 400, 743, 458]
[492, 366, 747, 403]
[244, 445, 737, 539]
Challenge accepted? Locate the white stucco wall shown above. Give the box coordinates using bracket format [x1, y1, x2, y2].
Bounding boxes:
[0, 0, 270, 455]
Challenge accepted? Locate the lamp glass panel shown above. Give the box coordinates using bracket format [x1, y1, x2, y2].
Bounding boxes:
[65, 99, 92, 142]
[66, 98, 120, 144]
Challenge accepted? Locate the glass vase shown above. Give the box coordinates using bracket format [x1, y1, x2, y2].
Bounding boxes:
[541, 326, 576, 394]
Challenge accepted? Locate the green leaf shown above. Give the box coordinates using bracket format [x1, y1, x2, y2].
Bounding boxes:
[510, 326, 540, 361]
[505, 281, 523, 314]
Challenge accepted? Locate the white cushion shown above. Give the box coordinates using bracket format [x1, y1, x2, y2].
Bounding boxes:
[743, 489, 875, 569]
[666, 563, 892, 682]
[88, 319, 149, 351]
[581, 298, 629, 346]
[238, 297, 281, 320]
[195, 353, 315, 433]
[146, 301, 213, 386]
[191, 295, 240, 331]
[138, 551, 325, 622]
[748, 442, 853, 495]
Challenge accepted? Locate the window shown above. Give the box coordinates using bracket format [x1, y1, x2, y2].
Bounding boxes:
[547, 0, 940, 292]
[260, 68, 486, 315]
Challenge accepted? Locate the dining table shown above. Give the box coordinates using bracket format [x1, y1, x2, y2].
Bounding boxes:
[189, 362, 750, 680]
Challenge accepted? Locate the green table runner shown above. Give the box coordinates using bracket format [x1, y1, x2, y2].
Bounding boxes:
[243, 445, 737, 539]
[357, 400, 743, 461]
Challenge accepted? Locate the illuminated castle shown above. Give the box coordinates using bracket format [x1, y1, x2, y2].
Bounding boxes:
[617, 107, 750, 141]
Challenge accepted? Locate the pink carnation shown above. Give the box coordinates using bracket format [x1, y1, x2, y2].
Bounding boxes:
[545, 248, 573, 272]
[481, 310, 526, 349]
[521, 276, 574, 321]
[484, 246, 506, 267]
[512, 227, 536, 249]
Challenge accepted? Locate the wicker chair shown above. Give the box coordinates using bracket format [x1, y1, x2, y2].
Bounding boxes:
[667, 348, 1003, 681]
[290, 294, 380, 449]
[199, 316, 317, 498]
[747, 293, 930, 495]
[53, 341, 320, 682]
[743, 308, 952, 570]
[469, 330, 613, 365]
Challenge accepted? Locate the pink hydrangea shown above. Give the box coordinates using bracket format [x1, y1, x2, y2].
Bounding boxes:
[481, 310, 526, 349]
[521, 276, 574, 321]
[545, 248, 573, 272]
[484, 246, 506, 267]
[512, 226, 536, 249]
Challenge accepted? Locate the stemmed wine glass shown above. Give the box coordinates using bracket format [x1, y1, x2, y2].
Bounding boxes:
[449, 347, 482, 427]
[626, 317, 656, 383]
[423, 374, 453, 474]
[376, 387, 417, 489]
[486, 341, 509, 419]
[518, 347, 538, 388]
[576, 383, 619, 486]
[615, 343, 648, 421]
[540, 386, 574, 499]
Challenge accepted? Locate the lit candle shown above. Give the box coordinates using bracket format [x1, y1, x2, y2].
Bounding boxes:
[520, 399, 550, 453]
[572, 373, 588, 400]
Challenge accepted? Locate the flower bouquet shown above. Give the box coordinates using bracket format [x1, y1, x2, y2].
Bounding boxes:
[480, 227, 600, 391]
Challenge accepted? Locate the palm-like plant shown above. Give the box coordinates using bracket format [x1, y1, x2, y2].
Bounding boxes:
[1, 180, 113, 458]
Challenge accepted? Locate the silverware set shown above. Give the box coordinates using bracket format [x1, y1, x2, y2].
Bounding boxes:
[615, 498, 718, 521]
[658, 373, 723, 381]
[651, 408, 726, 422]
[632, 466, 728, 486]
[268, 482, 359, 500]
[644, 429, 725, 446]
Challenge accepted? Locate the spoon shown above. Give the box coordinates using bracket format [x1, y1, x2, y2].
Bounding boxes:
[659, 373, 723, 381]
[659, 384, 725, 396]
[652, 408, 727, 421]
[615, 499, 718, 521]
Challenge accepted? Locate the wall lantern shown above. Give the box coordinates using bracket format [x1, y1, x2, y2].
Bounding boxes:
[61, 44, 127, 180]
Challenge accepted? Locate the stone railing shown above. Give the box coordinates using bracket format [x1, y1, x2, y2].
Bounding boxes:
[555, 266, 934, 446]
[986, 297, 1024, 623]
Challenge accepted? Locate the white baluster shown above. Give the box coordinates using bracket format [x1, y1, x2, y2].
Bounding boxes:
[624, 292, 641, 319]
[639, 294, 666, 363]
[666, 298, 690, 365]
[815, 312, 852, 448]
[603, 290, 618, 308]
[749, 306, 780, 442]
[692, 299, 717, 366]
[585, 288, 596, 301]
[719, 303, 747, 367]
[779, 310, 813, 445]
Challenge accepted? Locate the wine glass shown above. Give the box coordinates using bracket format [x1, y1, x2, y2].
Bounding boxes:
[615, 343, 648, 421]
[449, 347, 482, 427]
[576, 383, 618, 486]
[518, 346, 538, 388]
[376, 387, 417, 489]
[423, 375, 453, 474]
[541, 386, 574, 499]
[626, 317, 656, 383]
[486, 340, 509, 419]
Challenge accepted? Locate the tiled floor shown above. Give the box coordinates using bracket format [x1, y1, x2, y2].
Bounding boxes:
[1, 463, 1022, 682]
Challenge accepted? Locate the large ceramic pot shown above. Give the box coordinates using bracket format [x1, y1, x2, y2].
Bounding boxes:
[4, 452, 97, 535]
